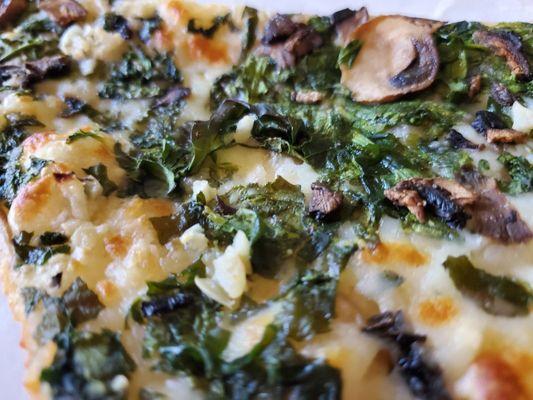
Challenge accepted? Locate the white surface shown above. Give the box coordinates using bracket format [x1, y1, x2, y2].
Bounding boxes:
[1, 1, 531, 398]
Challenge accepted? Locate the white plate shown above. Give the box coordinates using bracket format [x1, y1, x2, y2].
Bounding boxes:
[1, 0, 531, 398]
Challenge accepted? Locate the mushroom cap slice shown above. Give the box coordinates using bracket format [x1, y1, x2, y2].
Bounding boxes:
[0, 0, 27, 26]
[341, 16, 443, 104]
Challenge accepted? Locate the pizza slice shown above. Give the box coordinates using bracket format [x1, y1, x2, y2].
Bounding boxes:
[0, 1, 532, 399]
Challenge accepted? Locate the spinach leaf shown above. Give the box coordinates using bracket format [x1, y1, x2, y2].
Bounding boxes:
[139, 16, 162, 43]
[41, 329, 135, 400]
[33, 277, 103, 344]
[99, 48, 181, 100]
[133, 270, 341, 400]
[21, 287, 46, 315]
[103, 13, 132, 40]
[444, 255, 533, 316]
[240, 7, 258, 59]
[66, 129, 103, 144]
[497, 151, 533, 194]
[83, 164, 118, 196]
[187, 14, 235, 38]
[337, 39, 362, 68]
[13, 231, 70, 267]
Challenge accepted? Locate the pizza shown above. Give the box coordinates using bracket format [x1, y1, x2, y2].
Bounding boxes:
[0, 0, 532, 399]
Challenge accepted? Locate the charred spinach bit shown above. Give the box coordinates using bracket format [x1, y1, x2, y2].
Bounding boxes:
[132, 267, 341, 399]
[150, 201, 205, 244]
[83, 163, 118, 196]
[13, 231, 70, 267]
[337, 39, 362, 68]
[66, 129, 103, 144]
[240, 7, 258, 59]
[497, 151, 533, 194]
[36, 278, 104, 344]
[187, 14, 235, 38]
[99, 48, 181, 100]
[444, 255, 533, 316]
[103, 12, 132, 39]
[40, 329, 135, 400]
[363, 311, 451, 400]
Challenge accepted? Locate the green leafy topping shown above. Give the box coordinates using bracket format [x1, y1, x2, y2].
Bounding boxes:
[83, 164, 118, 196]
[99, 48, 181, 100]
[187, 14, 235, 38]
[21, 287, 46, 315]
[337, 39, 362, 68]
[13, 231, 70, 267]
[444, 255, 533, 316]
[139, 16, 162, 43]
[240, 7, 258, 59]
[65, 129, 103, 144]
[32, 277, 104, 344]
[132, 267, 341, 399]
[497, 151, 533, 194]
[41, 329, 135, 400]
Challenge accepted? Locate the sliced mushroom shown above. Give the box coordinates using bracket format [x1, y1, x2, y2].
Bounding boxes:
[490, 83, 515, 106]
[385, 178, 476, 228]
[341, 16, 443, 103]
[261, 14, 298, 44]
[458, 169, 532, 244]
[0, 0, 27, 26]
[473, 30, 530, 81]
[291, 90, 324, 104]
[486, 128, 527, 144]
[333, 7, 369, 45]
[447, 129, 483, 150]
[0, 55, 70, 88]
[309, 182, 343, 221]
[38, 0, 87, 27]
[258, 19, 323, 68]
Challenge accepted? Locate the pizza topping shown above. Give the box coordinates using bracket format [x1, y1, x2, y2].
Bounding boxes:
[497, 152, 533, 195]
[486, 128, 527, 144]
[332, 7, 369, 44]
[468, 74, 482, 98]
[363, 311, 451, 400]
[385, 178, 476, 228]
[38, 0, 87, 27]
[473, 29, 531, 80]
[458, 169, 532, 243]
[140, 292, 194, 317]
[261, 14, 298, 44]
[490, 82, 515, 106]
[214, 195, 237, 215]
[103, 13, 133, 40]
[444, 256, 533, 316]
[259, 16, 323, 68]
[341, 16, 442, 103]
[309, 182, 343, 220]
[41, 329, 136, 400]
[12, 230, 71, 267]
[447, 129, 482, 150]
[0, 0, 26, 27]
[291, 90, 324, 104]
[187, 14, 235, 39]
[471, 110, 507, 133]
[0, 54, 71, 88]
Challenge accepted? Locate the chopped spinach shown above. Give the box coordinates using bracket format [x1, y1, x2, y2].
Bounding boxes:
[240, 7, 258, 59]
[41, 329, 135, 400]
[187, 14, 235, 38]
[497, 151, 533, 195]
[337, 39, 362, 68]
[444, 255, 533, 316]
[103, 13, 132, 40]
[139, 16, 162, 43]
[13, 231, 70, 267]
[99, 48, 181, 100]
[32, 277, 103, 344]
[132, 268, 341, 399]
[83, 164, 118, 196]
[66, 129, 103, 144]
